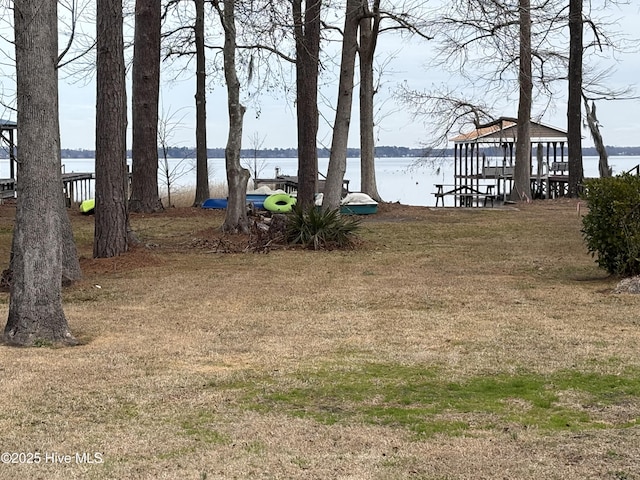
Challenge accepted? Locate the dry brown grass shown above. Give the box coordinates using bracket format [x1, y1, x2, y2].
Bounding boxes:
[161, 183, 228, 208]
[0, 199, 639, 479]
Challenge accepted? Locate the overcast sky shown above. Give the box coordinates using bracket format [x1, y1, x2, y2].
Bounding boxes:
[16, 2, 640, 150]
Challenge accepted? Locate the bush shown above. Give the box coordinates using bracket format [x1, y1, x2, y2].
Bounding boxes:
[286, 204, 362, 250]
[581, 173, 640, 276]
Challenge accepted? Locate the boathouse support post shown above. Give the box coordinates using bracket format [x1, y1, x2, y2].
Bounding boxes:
[454, 143, 458, 189]
[9, 130, 16, 180]
[467, 143, 473, 193]
[475, 142, 479, 193]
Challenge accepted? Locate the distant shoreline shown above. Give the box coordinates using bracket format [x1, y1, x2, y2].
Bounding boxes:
[1, 145, 636, 160]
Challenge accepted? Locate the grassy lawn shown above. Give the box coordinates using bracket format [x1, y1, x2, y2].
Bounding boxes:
[0, 199, 639, 479]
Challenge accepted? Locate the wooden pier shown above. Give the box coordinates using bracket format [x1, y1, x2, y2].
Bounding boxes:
[62, 172, 95, 205]
[0, 173, 95, 206]
[254, 174, 350, 195]
[2, 119, 96, 207]
[0, 179, 15, 201]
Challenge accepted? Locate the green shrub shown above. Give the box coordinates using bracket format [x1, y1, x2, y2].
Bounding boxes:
[286, 204, 362, 250]
[581, 173, 640, 276]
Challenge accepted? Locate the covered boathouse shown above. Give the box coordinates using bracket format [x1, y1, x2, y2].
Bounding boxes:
[435, 117, 569, 207]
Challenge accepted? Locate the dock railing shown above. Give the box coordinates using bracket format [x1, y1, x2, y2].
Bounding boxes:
[626, 164, 640, 176]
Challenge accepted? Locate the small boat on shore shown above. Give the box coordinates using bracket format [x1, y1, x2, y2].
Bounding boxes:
[202, 198, 228, 209]
[340, 193, 378, 215]
[313, 192, 378, 215]
[201, 189, 285, 210]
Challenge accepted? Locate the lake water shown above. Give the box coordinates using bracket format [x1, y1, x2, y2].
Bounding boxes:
[46, 155, 640, 207]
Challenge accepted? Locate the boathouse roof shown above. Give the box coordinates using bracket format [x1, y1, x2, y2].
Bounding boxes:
[0, 119, 17, 130]
[451, 117, 567, 144]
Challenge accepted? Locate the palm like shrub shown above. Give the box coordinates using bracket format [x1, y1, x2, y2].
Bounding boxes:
[581, 174, 640, 276]
[286, 204, 362, 250]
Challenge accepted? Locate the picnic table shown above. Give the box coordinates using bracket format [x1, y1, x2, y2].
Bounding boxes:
[433, 184, 496, 208]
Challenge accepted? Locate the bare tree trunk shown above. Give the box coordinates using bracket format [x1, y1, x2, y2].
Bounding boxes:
[358, 0, 382, 202]
[94, 0, 129, 258]
[567, 0, 584, 195]
[216, 0, 250, 233]
[293, 0, 321, 209]
[4, 0, 76, 346]
[323, 0, 362, 210]
[129, 0, 163, 213]
[583, 97, 610, 178]
[193, 0, 210, 207]
[511, 0, 532, 202]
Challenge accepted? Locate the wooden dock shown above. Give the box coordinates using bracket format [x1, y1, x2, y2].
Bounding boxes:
[254, 174, 350, 195]
[62, 172, 95, 205]
[0, 172, 95, 206]
[0, 179, 15, 200]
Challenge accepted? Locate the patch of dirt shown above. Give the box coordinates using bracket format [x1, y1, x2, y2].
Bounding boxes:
[79, 245, 166, 275]
[0, 199, 16, 218]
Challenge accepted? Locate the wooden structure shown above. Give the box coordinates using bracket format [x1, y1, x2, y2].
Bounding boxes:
[255, 169, 350, 196]
[436, 118, 568, 207]
[62, 172, 95, 205]
[1, 118, 95, 205]
[1, 119, 17, 180]
[0, 171, 94, 205]
[1, 119, 18, 202]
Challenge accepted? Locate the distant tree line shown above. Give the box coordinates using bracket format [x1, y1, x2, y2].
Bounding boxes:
[0, 145, 427, 159]
[0, 145, 633, 160]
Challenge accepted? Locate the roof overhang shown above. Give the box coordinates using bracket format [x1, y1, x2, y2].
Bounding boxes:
[451, 118, 567, 145]
[0, 119, 17, 130]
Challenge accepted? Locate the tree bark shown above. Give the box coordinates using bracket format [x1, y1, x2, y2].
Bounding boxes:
[583, 97, 610, 178]
[4, 0, 76, 346]
[129, 0, 163, 213]
[61, 195, 82, 284]
[567, 0, 584, 195]
[294, 0, 321, 209]
[193, 0, 210, 207]
[323, 0, 362, 210]
[511, 0, 532, 202]
[94, 0, 130, 258]
[217, 0, 250, 233]
[358, 0, 382, 202]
